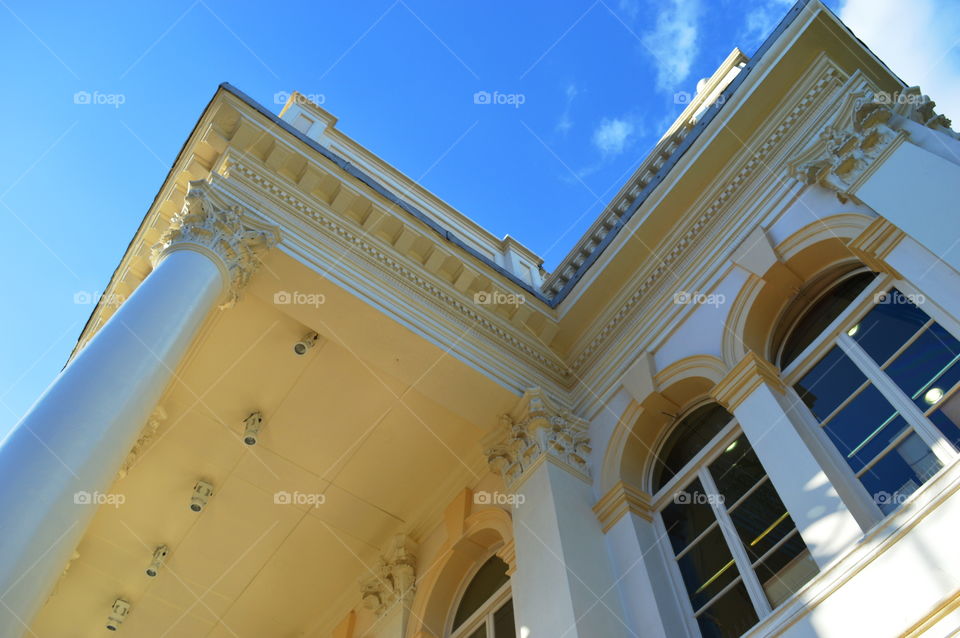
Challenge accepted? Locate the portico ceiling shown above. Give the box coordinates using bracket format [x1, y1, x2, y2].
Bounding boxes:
[30, 250, 519, 636]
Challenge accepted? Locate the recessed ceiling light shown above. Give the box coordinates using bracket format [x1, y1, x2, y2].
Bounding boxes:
[725, 441, 738, 453]
[847, 324, 859, 337]
[924, 388, 944, 405]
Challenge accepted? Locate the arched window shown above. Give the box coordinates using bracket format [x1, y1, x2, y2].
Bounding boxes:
[778, 269, 960, 515]
[450, 555, 515, 638]
[653, 402, 817, 638]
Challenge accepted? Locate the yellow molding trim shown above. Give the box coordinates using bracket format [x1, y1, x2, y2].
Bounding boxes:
[711, 351, 785, 411]
[593, 481, 653, 533]
[848, 216, 906, 277]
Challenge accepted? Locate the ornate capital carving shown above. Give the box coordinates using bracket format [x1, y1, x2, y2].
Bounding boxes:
[151, 180, 280, 307]
[117, 405, 167, 480]
[359, 534, 417, 620]
[485, 388, 591, 489]
[789, 84, 956, 202]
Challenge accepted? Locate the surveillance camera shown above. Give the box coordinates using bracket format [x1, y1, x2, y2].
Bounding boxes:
[146, 545, 168, 578]
[293, 331, 319, 356]
[243, 411, 263, 446]
[106, 598, 130, 631]
[190, 480, 214, 512]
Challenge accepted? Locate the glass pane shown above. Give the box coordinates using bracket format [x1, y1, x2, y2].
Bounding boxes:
[708, 436, 765, 507]
[466, 626, 486, 638]
[885, 322, 960, 408]
[850, 289, 929, 366]
[928, 390, 960, 448]
[820, 386, 908, 473]
[860, 432, 943, 514]
[453, 556, 510, 630]
[695, 581, 759, 638]
[794, 347, 866, 421]
[759, 547, 818, 608]
[676, 525, 740, 611]
[653, 404, 733, 492]
[661, 478, 718, 555]
[493, 599, 515, 638]
[779, 271, 875, 368]
[729, 480, 796, 562]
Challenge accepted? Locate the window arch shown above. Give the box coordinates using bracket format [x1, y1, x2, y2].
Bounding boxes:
[652, 402, 817, 637]
[449, 555, 515, 638]
[777, 270, 960, 515]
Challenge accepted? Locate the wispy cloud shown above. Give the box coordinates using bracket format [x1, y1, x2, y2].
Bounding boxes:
[840, 0, 960, 122]
[641, 0, 702, 92]
[592, 117, 637, 155]
[740, 0, 793, 51]
[556, 84, 579, 135]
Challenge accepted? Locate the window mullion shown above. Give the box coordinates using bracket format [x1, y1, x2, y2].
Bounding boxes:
[837, 334, 956, 464]
[697, 467, 773, 618]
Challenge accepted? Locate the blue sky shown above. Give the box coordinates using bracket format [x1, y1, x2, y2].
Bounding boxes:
[1, 0, 958, 435]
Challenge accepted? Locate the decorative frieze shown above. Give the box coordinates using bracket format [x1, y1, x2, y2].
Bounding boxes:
[359, 534, 417, 619]
[116, 405, 167, 480]
[485, 388, 591, 489]
[151, 179, 281, 307]
[790, 84, 956, 202]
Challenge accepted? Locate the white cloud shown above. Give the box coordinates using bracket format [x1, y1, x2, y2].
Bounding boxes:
[592, 117, 636, 155]
[618, 0, 640, 20]
[556, 84, 579, 134]
[641, 0, 702, 92]
[839, 0, 960, 122]
[740, 0, 793, 51]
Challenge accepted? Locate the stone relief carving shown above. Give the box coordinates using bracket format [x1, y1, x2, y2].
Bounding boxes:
[359, 534, 417, 620]
[485, 388, 591, 488]
[151, 179, 280, 307]
[791, 84, 957, 202]
[117, 405, 167, 480]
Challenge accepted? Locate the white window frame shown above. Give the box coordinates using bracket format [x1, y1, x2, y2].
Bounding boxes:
[448, 581, 512, 638]
[779, 271, 960, 525]
[651, 412, 813, 637]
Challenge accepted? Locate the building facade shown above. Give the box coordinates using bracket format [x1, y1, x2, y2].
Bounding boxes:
[2, 1, 960, 636]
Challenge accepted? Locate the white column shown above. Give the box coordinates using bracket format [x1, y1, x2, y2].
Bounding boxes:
[595, 485, 689, 638]
[0, 180, 278, 636]
[486, 389, 631, 638]
[712, 353, 867, 569]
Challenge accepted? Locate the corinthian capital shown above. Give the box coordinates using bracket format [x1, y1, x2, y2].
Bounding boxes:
[485, 388, 591, 489]
[152, 180, 280, 307]
[359, 534, 417, 622]
[789, 84, 957, 202]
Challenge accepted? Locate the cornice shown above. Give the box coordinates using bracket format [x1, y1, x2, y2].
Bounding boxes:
[711, 351, 785, 411]
[567, 63, 845, 376]
[592, 481, 653, 533]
